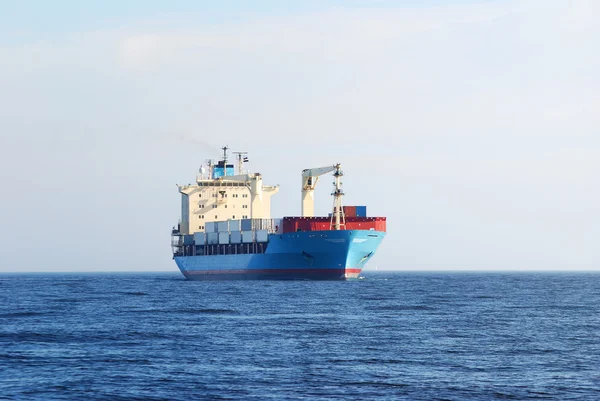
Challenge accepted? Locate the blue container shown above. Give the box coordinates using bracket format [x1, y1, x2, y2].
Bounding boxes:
[256, 230, 269, 242]
[242, 231, 254, 243]
[229, 219, 241, 232]
[193, 232, 206, 245]
[205, 222, 217, 233]
[230, 231, 242, 244]
[356, 206, 367, 217]
[217, 221, 229, 232]
[207, 232, 219, 245]
[183, 235, 194, 245]
[241, 219, 252, 231]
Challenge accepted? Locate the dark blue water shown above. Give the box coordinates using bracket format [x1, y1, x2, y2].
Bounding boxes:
[1, 272, 599, 400]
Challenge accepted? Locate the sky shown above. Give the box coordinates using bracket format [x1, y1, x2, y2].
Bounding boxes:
[0, 0, 598, 272]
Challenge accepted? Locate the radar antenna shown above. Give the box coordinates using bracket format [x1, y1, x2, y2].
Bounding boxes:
[233, 151, 249, 175]
[221, 146, 229, 164]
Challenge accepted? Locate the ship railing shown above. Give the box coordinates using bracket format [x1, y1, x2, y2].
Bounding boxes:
[171, 235, 183, 246]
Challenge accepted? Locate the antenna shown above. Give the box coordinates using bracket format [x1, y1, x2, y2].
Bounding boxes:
[221, 146, 229, 164]
[206, 159, 214, 179]
[233, 151, 249, 175]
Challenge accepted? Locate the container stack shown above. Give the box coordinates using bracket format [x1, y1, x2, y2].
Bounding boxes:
[193, 232, 206, 246]
[218, 232, 230, 244]
[217, 221, 229, 232]
[229, 220, 241, 232]
[336, 205, 367, 218]
[207, 232, 219, 245]
[194, 218, 274, 246]
[242, 231, 254, 243]
[241, 219, 252, 231]
[230, 231, 242, 244]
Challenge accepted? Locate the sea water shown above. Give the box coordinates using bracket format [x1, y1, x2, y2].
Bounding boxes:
[1, 272, 599, 400]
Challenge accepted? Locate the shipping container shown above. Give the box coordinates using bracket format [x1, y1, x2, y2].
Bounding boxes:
[356, 206, 367, 217]
[256, 230, 269, 242]
[251, 218, 263, 231]
[241, 219, 252, 231]
[205, 222, 217, 233]
[230, 231, 242, 244]
[282, 216, 386, 233]
[218, 232, 230, 245]
[217, 221, 229, 232]
[207, 232, 219, 245]
[343, 206, 357, 217]
[183, 235, 194, 245]
[251, 218, 272, 231]
[254, 218, 277, 232]
[229, 219, 241, 232]
[242, 231, 254, 243]
[193, 232, 206, 246]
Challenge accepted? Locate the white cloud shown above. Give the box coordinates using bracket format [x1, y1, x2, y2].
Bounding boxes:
[116, 2, 521, 70]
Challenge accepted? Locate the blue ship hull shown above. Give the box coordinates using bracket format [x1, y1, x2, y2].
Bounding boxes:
[174, 230, 385, 280]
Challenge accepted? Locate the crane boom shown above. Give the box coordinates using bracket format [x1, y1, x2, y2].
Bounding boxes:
[301, 165, 336, 217]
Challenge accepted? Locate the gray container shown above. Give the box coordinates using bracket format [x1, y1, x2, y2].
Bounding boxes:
[255, 218, 275, 232]
[230, 231, 242, 244]
[229, 219, 241, 232]
[207, 232, 219, 245]
[193, 232, 206, 245]
[218, 232, 230, 244]
[242, 231, 254, 243]
[241, 219, 252, 231]
[256, 230, 269, 243]
[205, 222, 217, 233]
[217, 221, 229, 232]
[252, 218, 266, 231]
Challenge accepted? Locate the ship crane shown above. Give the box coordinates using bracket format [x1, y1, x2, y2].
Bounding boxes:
[301, 165, 337, 217]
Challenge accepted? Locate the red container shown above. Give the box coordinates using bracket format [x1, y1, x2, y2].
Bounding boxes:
[282, 216, 386, 233]
[343, 206, 357, 217]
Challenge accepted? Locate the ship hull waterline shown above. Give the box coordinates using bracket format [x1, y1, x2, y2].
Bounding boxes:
[174, 229, 385, 281]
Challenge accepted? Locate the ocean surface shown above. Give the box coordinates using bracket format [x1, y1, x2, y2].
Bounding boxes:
[1, 272, 599, 400]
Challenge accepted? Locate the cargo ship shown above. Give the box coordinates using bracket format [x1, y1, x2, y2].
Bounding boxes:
[171, 147, 386, 280]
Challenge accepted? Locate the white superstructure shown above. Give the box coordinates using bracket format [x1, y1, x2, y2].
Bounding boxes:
[176, 148, 279, 235]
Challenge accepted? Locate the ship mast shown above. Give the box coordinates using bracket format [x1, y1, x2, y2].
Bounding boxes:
[330, 163, 346, 230]
[233, 151, 248, 175]
[221, 146, 229, 164]
[206, 159, 214, 180]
